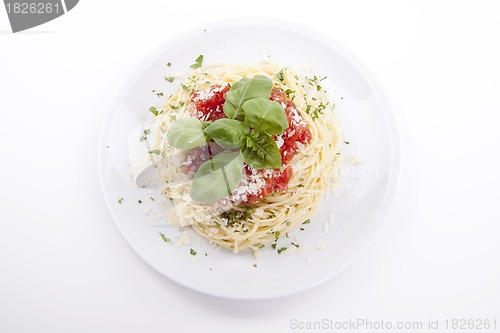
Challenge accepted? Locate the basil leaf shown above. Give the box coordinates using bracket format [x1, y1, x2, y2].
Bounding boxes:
[190, 151, 243, 203]
[242, 98, 288, 135]
[223, 75, 273, 121]
[203, 119, 250, 149]
[167, 118, 207, 150]
[242, 131, 281, 169]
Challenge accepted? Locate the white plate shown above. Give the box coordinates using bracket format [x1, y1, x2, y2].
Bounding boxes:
[98, 19, 400, 300]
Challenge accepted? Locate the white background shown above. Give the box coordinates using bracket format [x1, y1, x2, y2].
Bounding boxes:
[1, 1, 499, 332]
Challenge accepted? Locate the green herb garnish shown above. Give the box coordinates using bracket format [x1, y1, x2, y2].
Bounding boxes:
[241, 131, 282, 169]
[223, 75, 272, 120]
[190, 248, 197, 256]
[241, 98, 288, 135]
[149, 106, 159, 116]
[191, 55, 204, 68]
[276, 70, 285, 82]
[166, 75, 288, 203]
[159, 232, 171, 243]
[203, 119, 249, 148]
[190, 152, 243, 204]
[166, 118, 209, 150]
[152, 90, 163, 97]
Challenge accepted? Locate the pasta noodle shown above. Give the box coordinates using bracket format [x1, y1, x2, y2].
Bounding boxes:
[150, 62, 341, 253]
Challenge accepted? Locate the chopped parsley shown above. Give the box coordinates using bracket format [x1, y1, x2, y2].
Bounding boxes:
[166, 62, 171, 67]
[291, 242, 300, 248]
[190, 54, 204, 68]
[117, 198, 123, 204]
[159, 232, 171, 243]
[276, 69, 285, 82]
[151, 89, 164, 97]
[190, 248, 197, 256]
[344, 140, 350, 144]
[149, 149, 161, 155]
[253, 264, 257, 268]
[149, 106, 159, 116]
[219, 207, 253, 226]
[277, 247, 287, 254]
[138, 200, 142, 204]
[302, 219, 311, 225]
[271, 243, 277, 249]
[165, 76, 175, 83]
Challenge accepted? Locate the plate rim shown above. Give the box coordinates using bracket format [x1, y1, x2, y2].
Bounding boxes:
[97, 18, 401, 300]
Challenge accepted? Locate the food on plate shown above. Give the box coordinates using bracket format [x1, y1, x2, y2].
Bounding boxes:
[146, 61, 341, 253]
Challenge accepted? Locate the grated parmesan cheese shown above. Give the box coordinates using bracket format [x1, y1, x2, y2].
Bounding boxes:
[349, 152, 364, 165]
[298, 243, 308, 254]
[315, 243, 326, 250]
[229, 169, 266, 203]
[323, 221, 329, 234]
[328, 212, 334, 225]
[142, 206, 151, 215]
[276, 134, 285, 148]
[255, 208, 265, 217]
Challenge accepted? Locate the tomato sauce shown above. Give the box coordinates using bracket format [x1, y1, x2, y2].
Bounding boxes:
[190, 85, 230, 121]
[187, 84, 312, 203]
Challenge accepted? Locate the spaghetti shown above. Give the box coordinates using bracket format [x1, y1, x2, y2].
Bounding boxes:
[150, 62, 341, 253]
